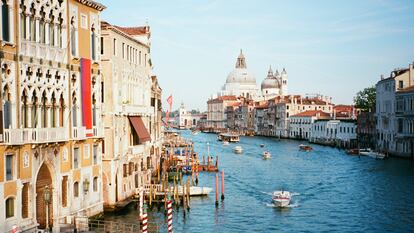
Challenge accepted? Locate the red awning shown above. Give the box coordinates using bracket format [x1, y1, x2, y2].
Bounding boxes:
[128, 116, 151, 143]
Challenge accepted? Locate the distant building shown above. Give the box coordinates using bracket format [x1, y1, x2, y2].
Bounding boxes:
[395, 84, 414, 158]
[206, 96, 239, 130]
[177, 103, 203, 129]
[310, 119, 357, 148]
[357, 111, 376, 149]
[376, 63, 414, 155]
[289, 110, 330, 140]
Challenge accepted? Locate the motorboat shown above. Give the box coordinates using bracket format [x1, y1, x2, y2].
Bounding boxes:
[346, 148, 359, 155]
[359, 148, 386, 159]
[263, 151, 271, 159]
[299, 144, 313, 151]
[233, 146, 243, 154]
[260, 144, 265, 148]
[223, 141, 229, 146]
[272, 190, 291, 207]
[220, 133, 240, 143]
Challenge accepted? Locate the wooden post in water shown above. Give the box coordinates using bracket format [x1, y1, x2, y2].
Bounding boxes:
[216, 155, 219, 170]
[221, 170, 225, 200]
[149, 184, 153, 206]
[215, 174, 219, 207]
[203, 156, 205, 166]
[187, 178, 191, 210]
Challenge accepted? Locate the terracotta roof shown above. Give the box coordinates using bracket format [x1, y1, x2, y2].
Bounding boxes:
[76, 0, 106, 11]
[291, 110, 330, 117]
[255, 103, 269, 109]
[207, 95, 238, 104]
[101, 21, 149, 47]
[115, 26, 149, 36]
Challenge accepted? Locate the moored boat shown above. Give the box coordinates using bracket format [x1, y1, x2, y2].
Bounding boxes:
[272, 190, 291, 207]
[299, 144, 313, 151]
[346, 148, 359, 155]
[359, 148, 386, 159]
[223, 141, 229, 146]
[233, 146, 243, 154]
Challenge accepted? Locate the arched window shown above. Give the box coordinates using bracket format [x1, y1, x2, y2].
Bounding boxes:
[22, 91, 28, 128]
[73, 182, 79, 197]
[51, 93, 56, 127]
[2, 83, 11, 129]
[5, 197, 14, 218]
[92, 94, 96, 126]
[41, 91, 47, 127]
[29, 3, 35, 41]
[59, 94, 64, 127]
[20, 2, 26, 39]
[49, 11, 55, 46]
[91, 25, 96, 60]
[72, 94, 77, 127]
[58, 13, 63, 47]
[70, 17, 76, 56]
[39, 7, 46, 43]
[2, 0, 10, 42]
[93, 177, 98, 192]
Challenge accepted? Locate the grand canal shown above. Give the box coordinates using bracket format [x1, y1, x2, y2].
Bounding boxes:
[105, 131, 414, 232]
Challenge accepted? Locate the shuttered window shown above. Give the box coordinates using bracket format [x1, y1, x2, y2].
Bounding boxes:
[62, 176, 68, 207]
[22, 183, 29, 218]
[2, 0, 10, 42]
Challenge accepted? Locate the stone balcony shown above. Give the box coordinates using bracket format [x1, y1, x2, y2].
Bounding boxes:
[72, 126, 87, 140]
[20, 40, 67, 64]
[4, 127, 68, 145]
[128, 144, 145, 155]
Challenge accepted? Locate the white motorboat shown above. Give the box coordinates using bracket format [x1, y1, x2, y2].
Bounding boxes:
[223, 141, 229, 146]
[233, 146, 243, 154]
[272, 190, 291, 207]
[360, 148, 386, 159]
[263, 151, 271, 159]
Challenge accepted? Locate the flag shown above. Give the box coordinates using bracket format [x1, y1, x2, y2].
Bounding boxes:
[166, 94, 173, 110]
[81, 58, 93, 137]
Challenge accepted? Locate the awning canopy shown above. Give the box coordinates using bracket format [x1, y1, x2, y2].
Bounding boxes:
[128, 116, 151, 144]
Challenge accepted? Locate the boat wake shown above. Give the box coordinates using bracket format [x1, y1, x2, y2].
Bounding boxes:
[291, 192, 300, 196]
[265, 202, 299, 208]
[260, 191, 273, 196]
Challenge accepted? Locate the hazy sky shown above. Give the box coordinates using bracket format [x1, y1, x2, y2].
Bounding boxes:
[99, 0, 414, 111]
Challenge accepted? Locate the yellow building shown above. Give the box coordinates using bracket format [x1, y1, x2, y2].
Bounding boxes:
[0, 0, 105, 232]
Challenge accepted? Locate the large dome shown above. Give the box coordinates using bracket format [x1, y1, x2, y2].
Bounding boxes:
[225, 50, 256, 85]
[226, 68, 256, 84]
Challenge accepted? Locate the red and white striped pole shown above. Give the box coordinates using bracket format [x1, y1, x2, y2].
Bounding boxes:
[167, 194, 173, 233]
[141, 203, 148, 233]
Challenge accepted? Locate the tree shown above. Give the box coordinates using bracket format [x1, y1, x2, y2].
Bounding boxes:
[354, 86, 376, 112]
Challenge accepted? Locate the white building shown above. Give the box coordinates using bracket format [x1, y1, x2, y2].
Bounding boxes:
[310, 120, 357, 147]
[376, 64, 414, 154]
[261, 66, 288, 100]
[177, 103, 202, 129]
[289, 110, 330, 140]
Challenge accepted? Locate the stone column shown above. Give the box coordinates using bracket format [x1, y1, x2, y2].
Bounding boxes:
[46, 104, 52, 128]
[27, 104, 32, 128]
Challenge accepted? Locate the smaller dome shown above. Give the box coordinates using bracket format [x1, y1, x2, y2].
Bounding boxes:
[261, 77, 279, 90]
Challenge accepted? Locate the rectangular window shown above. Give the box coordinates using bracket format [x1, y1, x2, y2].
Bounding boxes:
[71, 27, 76, 56]
[2, 2, 10, 42]
[84, 144, 90, 159]
[62, 176, 68, 207]
[123, 164, 127, 177]
[93, 145, 98, 165]
[91, 31, 96, 60]
[399, 80, 404, 89]
[5, 154, 13, 181]
[113, 38, 116, 55]
[122, 43, 125, 59]
[139, 51, 141, 65]
[80, 14, 87, 29]
[100, 37, 104, 55]
[73, 148, 79, 169]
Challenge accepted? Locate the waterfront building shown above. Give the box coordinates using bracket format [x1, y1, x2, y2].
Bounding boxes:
[150, 75, 163, 176]
[357, 111, 376, 149]
[206, 95, 239, 130]
[376, 63, 414, 155]
[254, 102, 271, 136]
[309, 119, 357, 148]
[100, 21, 155, 212]
[0, 0, 105, 232]
[395, 85, 414, 158]
[289, 110, 330, 140]
[177, 103, 203, 129]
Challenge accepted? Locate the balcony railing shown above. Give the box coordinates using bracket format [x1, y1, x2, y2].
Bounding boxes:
[4, 127, 68, 145]
[128, 145, 145, 155]
[20, 40, 67, 63]
[72, 126, 87, 140]
[92, 126, 104, 138]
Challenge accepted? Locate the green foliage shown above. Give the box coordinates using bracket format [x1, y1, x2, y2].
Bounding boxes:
[353, 86, 376, 112]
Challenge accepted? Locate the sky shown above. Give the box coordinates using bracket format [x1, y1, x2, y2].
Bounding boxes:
[99, 0, 414, 111]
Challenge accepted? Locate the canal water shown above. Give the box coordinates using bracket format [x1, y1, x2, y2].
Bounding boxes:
[104, 131, 414, 232]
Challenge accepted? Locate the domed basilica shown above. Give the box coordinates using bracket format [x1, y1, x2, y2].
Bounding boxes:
[218, 50, 288, 100]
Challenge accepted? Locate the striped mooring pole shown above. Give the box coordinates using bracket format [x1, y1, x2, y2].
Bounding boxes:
[167, 194, 173, 233]
[141, 203, 148, 233]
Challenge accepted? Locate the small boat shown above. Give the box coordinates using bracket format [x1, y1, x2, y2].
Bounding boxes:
[299, 144, 313, 151]
[220, 133, 240, 143]
[263, 151, 271, 159]
[169, 186, 212, 196]
[272, 190, 291, 207]
[191, 130, 200, 135]
[233, 146, 243, 154]
[346, 148, 359, 155]
[223, 141, 229, 146]
[260, 144, 265, 148]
